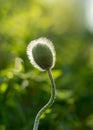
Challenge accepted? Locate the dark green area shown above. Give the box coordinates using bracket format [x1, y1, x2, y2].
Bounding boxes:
[0, 0, 93, 130]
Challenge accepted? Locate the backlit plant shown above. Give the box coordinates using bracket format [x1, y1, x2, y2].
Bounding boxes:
[26, 37, 56, 130]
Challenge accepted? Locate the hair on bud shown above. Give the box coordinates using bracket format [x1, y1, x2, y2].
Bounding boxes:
[27, 37, 56, 71]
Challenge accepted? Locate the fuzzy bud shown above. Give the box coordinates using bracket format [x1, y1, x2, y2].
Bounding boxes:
[27, 37, 56, 71]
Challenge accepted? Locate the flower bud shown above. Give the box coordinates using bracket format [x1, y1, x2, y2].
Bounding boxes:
[27, 37, 56, 71]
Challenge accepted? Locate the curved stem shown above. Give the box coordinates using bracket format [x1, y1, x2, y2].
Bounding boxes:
[33, 69, 56, 130]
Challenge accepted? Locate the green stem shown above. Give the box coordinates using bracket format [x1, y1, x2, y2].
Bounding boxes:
[33, 69, 56, 130]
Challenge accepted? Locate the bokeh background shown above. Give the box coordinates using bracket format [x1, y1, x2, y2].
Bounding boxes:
[0, 0, 93, 130]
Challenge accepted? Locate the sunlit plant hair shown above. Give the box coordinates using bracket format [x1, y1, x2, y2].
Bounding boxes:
[26, 37, 56, 130]
[27, 37, 56, 71]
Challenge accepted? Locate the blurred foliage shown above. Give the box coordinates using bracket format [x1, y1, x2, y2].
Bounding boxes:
[0, 0, 93, 130]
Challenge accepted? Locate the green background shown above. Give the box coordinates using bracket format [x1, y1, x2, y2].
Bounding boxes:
[0, 0, 93, 130]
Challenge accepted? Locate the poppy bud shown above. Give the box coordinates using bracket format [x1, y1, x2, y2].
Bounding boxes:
[27, 37, 56, 71]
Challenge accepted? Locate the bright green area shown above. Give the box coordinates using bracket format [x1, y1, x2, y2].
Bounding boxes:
[0, 0, 93, 130]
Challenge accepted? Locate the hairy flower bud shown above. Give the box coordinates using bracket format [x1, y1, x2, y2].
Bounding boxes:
[27, 37, 56, 71]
